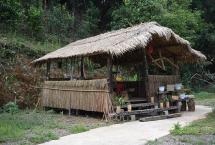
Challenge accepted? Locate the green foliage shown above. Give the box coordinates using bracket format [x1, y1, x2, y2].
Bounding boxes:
[27, 6, 44, 35]
[170, 122, 183, 134]
[111, 0, 203, 44]
[69, 125, 89, 134]
[127, 74, 138, 81]
[0, 120, 24, 142]
[0, 110, 105, 143]
[194, 92, 215, 106]
[171, 109, 215, 135]
[0, 0, 22, 30]
[147, 138, 159, 145]
[76, 2, 100, 39]
[30, 132, 58, 144]
[3, 102, 19, 114]
[113, 96, 126, 106]
[47, 5, 74, 40]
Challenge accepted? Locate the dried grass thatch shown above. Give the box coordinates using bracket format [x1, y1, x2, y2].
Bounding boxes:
[33, 22, 206, 65]
[42, 79, 113, 114]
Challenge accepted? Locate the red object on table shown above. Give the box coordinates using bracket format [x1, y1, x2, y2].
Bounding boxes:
[116, 83, 124, 93]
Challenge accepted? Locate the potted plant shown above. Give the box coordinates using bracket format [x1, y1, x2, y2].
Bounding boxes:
[127, 102, 132, 112]
[159, 100, 164, 109]
[150, 96, 154, 103]
[164, 96, 170, 108]
[113, 96, 126, 113]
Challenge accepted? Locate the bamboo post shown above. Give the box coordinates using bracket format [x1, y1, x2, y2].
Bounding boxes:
[65, 58, 68, 75]
[142, 47, 149, 100]
[70, 58, 74, 79]
[46, 61, 50, 80]
[107, 55, 113, 93]
[80, 56, 85, 79]
[174, 58, 180, 75]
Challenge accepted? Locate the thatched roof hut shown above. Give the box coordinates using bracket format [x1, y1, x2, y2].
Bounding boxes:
[33, 22, 206, 65]
[33, 22, 207, 117]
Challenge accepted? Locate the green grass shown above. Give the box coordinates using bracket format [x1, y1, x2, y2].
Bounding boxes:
[69, 125, 90, 134]
[30, 132, 58, 144]
[0, 121, 24, 142]
[194, 92, 215, 106]
[0, 110, 97, 144]
[146, 139, 160, 145]
[0, 110, 59, 143]
[171, 109, 215, 135]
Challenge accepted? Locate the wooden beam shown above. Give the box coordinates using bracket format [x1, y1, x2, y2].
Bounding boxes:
[70, 58, 74, 79]
[142, 47, 149, 99]
[152, 57, 164, 70]
[163, 57, 179, 70]
[107, 55, 113, 93]
[158, 49, 166, 70]
[46, 61, 50, 80]
[80, 57, 85, 79]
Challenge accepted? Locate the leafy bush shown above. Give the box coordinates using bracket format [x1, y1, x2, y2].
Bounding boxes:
[3, 102, 19, 114]
[113, 96, 126, 107]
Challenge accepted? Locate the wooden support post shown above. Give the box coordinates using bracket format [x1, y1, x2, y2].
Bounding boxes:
[142, 47, 149, 100]
[107, 55, 113, 93]
[69, 95, 71, 116]
[65, 58, 68, 75]
[46, 61, 50, 80]
[80, 57, 85, 79]
[70, 59, 74, 79]
[174, 58, 180, 75]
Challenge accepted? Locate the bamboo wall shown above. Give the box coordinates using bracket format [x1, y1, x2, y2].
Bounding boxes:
[42, 79, 113, 114]
[148, 75, 180, 99]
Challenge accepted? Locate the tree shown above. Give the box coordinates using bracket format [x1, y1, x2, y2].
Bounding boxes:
[111, 0, 204, 44]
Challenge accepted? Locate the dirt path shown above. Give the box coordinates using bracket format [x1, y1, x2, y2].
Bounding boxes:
[40, 105, 212, 145]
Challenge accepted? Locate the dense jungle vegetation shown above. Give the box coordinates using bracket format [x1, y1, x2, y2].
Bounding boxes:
[0, 0, 215, 107]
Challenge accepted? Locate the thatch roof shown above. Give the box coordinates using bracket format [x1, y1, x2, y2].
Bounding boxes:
[33, 22, 206, 65]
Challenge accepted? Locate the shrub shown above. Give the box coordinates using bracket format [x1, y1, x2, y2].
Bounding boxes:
[3, 102, 19, 114]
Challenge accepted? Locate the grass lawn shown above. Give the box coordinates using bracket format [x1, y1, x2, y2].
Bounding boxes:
[171, 108, 215, 135]
[194, 91, 215, 107]
[0, 110, 109, 145]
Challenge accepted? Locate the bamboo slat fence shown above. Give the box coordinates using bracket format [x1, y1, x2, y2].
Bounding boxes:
[42, 75, 180, 115]
[42, 79, 113, 114]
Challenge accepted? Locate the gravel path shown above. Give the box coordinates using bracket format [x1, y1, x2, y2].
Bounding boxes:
[40, 105, 212, 145]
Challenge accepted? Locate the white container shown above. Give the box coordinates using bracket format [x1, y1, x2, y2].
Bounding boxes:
[179, 93, 186, 99]
[175, 83, 182, 90]
[159, 86, 165, 92]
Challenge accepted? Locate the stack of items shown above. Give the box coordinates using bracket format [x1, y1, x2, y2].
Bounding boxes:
[158, 83, 195, 112]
